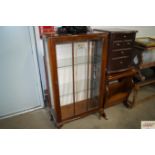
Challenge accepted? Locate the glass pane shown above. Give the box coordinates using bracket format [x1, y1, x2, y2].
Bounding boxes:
[74, 42, 88, 115]
[56, 43, 72, 68]
[56, 43, 74, 120]
[88, 40, 103, 110]
[55, 39, 103, 119]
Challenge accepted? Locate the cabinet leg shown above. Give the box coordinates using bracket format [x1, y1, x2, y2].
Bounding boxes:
[99, 109, 108, 120]
[124, 86, 139, 108]
[123, 89, 133, 108]
[50, 115, 63, 128]
[123, 77, 134, 108]
[56, 122, 63, 129]
[131, 87, 139, 107]
[123, 100, 133, 108]
[50, 114, 54, 121]
[57, 124, 63, 129]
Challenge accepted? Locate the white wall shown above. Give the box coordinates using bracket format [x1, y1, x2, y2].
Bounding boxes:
[92, 26, 155, 37]
[0, 26, 43, 118]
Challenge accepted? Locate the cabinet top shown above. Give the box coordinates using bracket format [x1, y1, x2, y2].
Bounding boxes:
[43, 30, 108, 38]
[94, 28, 138, 33]
[43, 31, 108, 43]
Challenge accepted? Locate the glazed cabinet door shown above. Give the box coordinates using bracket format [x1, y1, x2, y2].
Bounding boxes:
[55, 39, 104, 121]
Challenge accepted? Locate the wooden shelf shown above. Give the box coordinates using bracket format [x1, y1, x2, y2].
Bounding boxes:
[140, 62, 155, 69]
[136, 78, 155, 87]
[105, 92, 129, 108]
[108, 68, 137, 81]
[61, 99, 99, 120]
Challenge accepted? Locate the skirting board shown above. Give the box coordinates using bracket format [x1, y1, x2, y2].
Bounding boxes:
[0, 106, 44, 120]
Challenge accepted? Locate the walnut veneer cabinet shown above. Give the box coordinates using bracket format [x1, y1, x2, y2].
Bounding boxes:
[94, 28, 138, 110]
[43, 32, 108, 128]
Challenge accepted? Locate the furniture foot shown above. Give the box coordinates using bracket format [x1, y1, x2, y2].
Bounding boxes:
[50, 115, 63, 128]
[50, 114, 54, 121]
[102, 112, 108, 120]
[131, 87, 139, 107]
[56, 123, 63, 129]
[99, 110, 108, 120]
[123, 100, 133, 108]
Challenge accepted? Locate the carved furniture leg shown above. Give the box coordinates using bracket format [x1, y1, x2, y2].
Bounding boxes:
[123, 77, 134, 108]
[98, 81, 109, 120]
[99, 109, 108, 120]
[138, 70, 145, 81]
[99, 82, 109, 120]
[131, 85, 139, 107]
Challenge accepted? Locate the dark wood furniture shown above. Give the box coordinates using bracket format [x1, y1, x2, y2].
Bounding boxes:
[94, 28, 137, 109]
[104, 69, 137, 109]
[94, 28, 137, 73]
[131, 37, 155, 107]
[43, 32, 108, 127]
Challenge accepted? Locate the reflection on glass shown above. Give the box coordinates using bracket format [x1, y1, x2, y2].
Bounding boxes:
[55, 40, 103, 119]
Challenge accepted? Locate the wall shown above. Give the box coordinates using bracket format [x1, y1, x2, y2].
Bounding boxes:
[0, 26, 43, 118]
[92, 26, 155, 37]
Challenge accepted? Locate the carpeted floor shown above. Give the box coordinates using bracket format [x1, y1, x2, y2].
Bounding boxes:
[0, 86, 155, 129]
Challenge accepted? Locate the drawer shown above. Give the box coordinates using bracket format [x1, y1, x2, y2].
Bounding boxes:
[111, 49, 132, 58]
[112, 41, 124, 49]
[112, 41, 133, 49]
[112, 33, 135, 41]
[108, 57, 131, 72]
[123, 41, 133, 48]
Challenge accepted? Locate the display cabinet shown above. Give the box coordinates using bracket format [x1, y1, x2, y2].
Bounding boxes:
[43, 32, 108, 127]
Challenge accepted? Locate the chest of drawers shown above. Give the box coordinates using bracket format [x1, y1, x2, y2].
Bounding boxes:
[94, 29, 137, 73]
[93, 28, 138, 110]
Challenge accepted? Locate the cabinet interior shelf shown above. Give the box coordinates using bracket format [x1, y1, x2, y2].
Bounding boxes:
[57, 56, 101, 68]
[59, 79, 99, 97]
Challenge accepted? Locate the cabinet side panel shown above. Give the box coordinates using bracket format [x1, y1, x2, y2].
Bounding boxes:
[44, 38, 56, 119]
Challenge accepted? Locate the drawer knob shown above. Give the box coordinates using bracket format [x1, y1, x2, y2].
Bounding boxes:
[120, 61, 123, 64]
[123, 35, 127, 38]
[127, 42, 131, 45]
[117, 43, 120, 46]
[121, 51, 124, 54]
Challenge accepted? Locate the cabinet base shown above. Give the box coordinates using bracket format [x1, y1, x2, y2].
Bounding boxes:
[51, 108, 105, 128]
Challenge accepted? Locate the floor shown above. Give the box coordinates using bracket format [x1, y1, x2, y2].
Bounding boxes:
[0, 86, 155, 129]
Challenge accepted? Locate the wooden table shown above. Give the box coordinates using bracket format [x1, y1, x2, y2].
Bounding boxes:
[131, 37, 155, 107]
